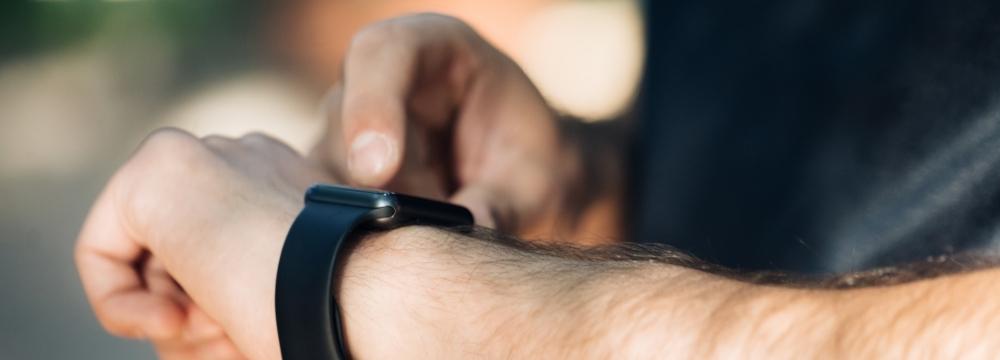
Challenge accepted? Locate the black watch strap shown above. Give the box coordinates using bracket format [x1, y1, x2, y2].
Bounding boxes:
[275, 184, 474, 360]
[275, 201, 378, 360]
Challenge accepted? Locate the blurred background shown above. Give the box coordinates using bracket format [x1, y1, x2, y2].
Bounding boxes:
[0, 0, 643, 358]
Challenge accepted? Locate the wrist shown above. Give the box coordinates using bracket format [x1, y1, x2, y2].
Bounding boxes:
[336, 226, 550, 357]
[339, 225, 842, 359]
[216, 202, 300, 360]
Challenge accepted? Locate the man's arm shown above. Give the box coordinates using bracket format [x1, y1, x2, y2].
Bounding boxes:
[338, 225, 1000, 358]
[76, 128, 1000, 359]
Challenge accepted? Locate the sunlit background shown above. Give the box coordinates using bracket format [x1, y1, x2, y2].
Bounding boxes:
[0, 1, 643, 358]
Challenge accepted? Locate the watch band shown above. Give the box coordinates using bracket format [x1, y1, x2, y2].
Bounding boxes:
[276, 184, 474, 360]
[275, 200, 378, 360]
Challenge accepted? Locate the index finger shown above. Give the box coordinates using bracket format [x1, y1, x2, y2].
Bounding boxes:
[331, 13, 485, 187]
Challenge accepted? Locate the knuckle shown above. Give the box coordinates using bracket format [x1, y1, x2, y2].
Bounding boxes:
[115, 129, 186, 186]
[201, 134, 234, 148]
[410, 12, 470, 30]
[136, 127, 207, 165]
[119, 127, 216, 205]
[239, 132, 295, 155]
[238, 131, 277, 146]
[348, 21, 400, 55]
[406, 13, 479, 42]
[142, 127, 199, 152]
[349, 13, 472, 53]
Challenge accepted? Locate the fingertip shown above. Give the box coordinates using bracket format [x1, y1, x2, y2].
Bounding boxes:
[347, 130, 400, 186]
[340, 71, 407, 187]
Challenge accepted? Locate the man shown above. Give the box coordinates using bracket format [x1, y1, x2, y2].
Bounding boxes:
[77, 7, 1000, 360]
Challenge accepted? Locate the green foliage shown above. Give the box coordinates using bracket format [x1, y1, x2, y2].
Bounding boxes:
[0, 0, 266, 62]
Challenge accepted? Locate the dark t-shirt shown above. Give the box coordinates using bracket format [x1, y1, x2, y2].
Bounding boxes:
[632, 0, 1000, 273]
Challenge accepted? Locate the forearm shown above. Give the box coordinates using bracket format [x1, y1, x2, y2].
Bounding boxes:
[829, 269, 1000, 358]
[556, 252, 1000, 358]
[339, 226, 758, 358]
[555, 252, 1000, 358]
[341, 226, 1000, 358]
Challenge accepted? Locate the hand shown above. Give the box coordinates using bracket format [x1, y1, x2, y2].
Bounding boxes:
[76, 129, 333, 359]
[313, 13, 579, 235]
[141, 256, 244, 360]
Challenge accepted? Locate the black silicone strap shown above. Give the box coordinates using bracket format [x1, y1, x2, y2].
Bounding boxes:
[275, 201, 376, 360]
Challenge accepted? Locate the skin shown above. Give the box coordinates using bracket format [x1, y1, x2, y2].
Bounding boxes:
[309, 14, 617, 239]
[77, 13, 1000, 360]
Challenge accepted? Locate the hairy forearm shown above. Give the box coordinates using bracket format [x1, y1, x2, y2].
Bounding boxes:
[559, 251, 1000, 358]
[341, 226, 1000, 358]
[555, 251, 1000, 358]
[588, 269, 838, 358]
[830, 269, 1000, 358]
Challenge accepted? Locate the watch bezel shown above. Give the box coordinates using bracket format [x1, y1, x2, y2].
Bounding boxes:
[305, 184, 399, 227]
[304, 183, 475, 228]
[305, 184, 397, 209]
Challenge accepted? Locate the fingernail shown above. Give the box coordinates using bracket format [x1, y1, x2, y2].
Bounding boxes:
[348, 131, 395, 183]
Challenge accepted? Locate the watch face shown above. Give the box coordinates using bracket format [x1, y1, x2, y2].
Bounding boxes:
[305, 184, 396, 209]
[305, 184, 474, 227]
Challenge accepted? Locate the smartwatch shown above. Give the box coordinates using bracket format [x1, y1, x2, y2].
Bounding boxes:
[275, 184, 474, 360]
